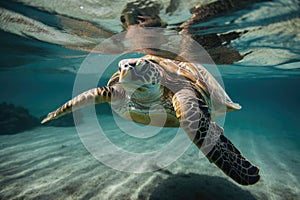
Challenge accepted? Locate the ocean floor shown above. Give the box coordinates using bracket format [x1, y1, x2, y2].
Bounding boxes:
[0, 75, 299, 200]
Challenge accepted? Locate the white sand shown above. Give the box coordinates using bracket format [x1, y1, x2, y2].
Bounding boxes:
[0, 115, 299, 199]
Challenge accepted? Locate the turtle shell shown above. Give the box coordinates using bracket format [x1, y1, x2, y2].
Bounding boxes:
[143, 55, 241, 117]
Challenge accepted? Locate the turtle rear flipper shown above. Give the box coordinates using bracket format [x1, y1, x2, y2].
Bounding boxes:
[201, 122, 260, 185]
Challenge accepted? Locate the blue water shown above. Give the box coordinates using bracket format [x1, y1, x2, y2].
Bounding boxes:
[0, 0, 300, 199]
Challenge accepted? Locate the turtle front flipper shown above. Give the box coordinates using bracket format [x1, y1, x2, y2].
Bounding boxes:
[202, 122, 260, 185]
[41, 86, 122, 124]
[172, 88, 260, 185]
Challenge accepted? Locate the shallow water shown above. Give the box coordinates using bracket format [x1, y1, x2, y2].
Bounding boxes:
[0, 0, 300, 199]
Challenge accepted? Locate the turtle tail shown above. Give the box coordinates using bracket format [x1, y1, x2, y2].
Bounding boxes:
[200, 122, 260, 185]
[41, 86, 114, 124]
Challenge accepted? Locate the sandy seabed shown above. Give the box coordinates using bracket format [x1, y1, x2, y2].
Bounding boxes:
[0, 113, 299, 200]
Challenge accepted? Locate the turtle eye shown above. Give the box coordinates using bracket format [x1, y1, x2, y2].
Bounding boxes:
[131, 62, 136, 67]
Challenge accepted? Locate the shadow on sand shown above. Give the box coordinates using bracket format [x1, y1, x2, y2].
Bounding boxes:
[148, 173, 257, 200]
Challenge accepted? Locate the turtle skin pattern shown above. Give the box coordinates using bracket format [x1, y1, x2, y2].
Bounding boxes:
[173, 88, 260, 185]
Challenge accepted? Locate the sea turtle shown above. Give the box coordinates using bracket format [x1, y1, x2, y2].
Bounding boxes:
[41, 55, 260, 185]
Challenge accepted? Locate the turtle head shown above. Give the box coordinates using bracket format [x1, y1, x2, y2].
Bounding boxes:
[118, 58, 163, 95]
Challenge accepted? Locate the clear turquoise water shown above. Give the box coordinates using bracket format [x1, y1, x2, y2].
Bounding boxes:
[0, 0, 299, 199]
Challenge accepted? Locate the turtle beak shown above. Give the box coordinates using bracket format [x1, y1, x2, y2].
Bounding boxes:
[119, 63, 133, 82]
[118, 65, 146, 93]
[118, 58, 141, 82]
